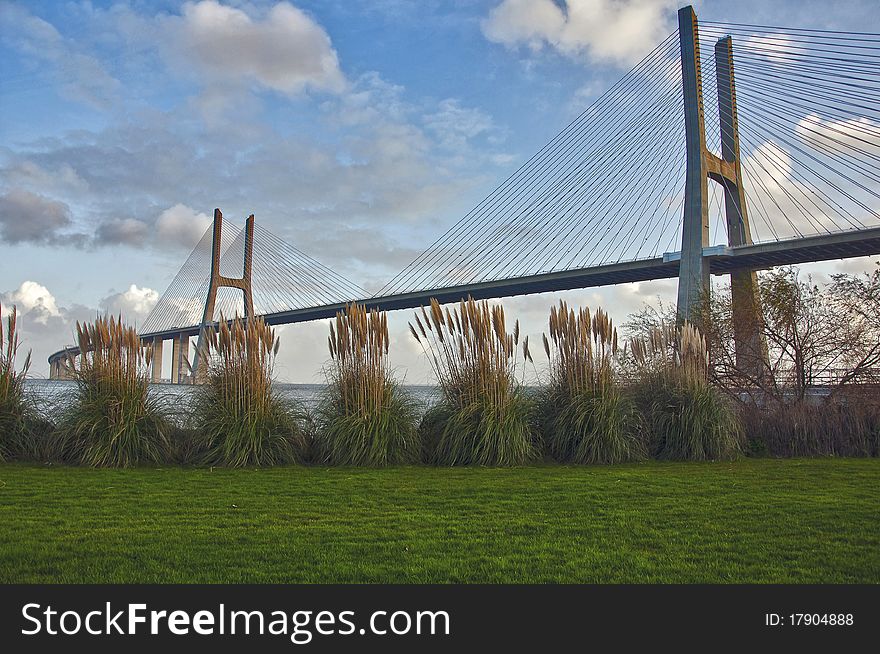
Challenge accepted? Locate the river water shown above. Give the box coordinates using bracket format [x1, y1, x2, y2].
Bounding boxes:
[24, 379, 442, 423]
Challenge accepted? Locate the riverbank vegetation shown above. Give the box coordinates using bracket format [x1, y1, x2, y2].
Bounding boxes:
[1, 265, 878, 468]
[313, 304, 420, 466]
[629, 321, 742, 461]
[53, 316, 173, 467]
[412, 298, 536, 466]
[539, 302, 643, 464]
[188, 316, 307, 467]
[0, 305, 39, 461]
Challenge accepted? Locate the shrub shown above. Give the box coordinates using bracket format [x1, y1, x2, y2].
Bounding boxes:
[314, 304, 420, 466]
[741, 397, 880, 458]
[411, 298, 537, 466]
[539, 301, 644, 464]
[630, 322, 742, 461]
[55, 316, 173, 467]
[190, 316, 306, 467]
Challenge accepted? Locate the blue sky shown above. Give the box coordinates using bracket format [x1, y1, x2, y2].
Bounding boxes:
[1, 0, 878, 382]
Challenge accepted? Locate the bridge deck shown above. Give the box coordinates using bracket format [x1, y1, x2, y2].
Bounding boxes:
[48, 226, 880, 364]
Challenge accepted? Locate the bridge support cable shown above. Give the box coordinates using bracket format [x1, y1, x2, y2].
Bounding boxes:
[698, 21, 880, 243]
[375, 32, 688, 297]
[139, 222, 220, 336]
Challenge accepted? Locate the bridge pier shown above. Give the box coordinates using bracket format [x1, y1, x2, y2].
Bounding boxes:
[170, 335, 179, 384]
[169, 333, 191, 384]
[151, 336, 163, 383]
[49, 351, 77, 380]
[179, 334, 191, 383]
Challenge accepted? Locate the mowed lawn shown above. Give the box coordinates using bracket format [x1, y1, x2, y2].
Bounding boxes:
[0, 459, 878, 583]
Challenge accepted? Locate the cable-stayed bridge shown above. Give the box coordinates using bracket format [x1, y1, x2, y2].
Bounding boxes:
[49, 6, 880, 382]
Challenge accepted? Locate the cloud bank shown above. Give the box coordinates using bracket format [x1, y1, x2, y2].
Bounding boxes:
[482, 0, 678, 67]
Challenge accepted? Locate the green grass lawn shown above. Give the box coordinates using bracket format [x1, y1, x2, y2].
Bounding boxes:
[1, 459, 878, 583]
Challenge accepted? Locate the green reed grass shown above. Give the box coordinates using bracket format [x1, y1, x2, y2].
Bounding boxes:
[190, 315, 306, 467]
[411, 298, 537, 466]
[55, 315, 173, 467]
[630, 321, 742, 461]
[314, 304, 420, 466]
[539, 301, 644, 464]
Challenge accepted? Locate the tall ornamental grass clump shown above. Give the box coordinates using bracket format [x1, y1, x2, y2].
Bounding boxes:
[411, 298, 536, 466]
[540, 301, 644, 464]
[56, 316, 172, 467]
[0, 304, 37, 460]
[191, 316, 306, 467]
[313, 304, 420, 466]
[630, 322, 742, 461]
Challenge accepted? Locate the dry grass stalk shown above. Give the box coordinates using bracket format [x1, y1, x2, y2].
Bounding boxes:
[59, 315, 171, 467]
[409, 297, 525, 412]
[76, 314, 152, 385]
[328, 302, 390, 418]
[317, 303, 419, 466]
[539, 301, 645, 464]
[204, 314, 279, 416]
[1, 303, 31, 403]
[193, 314, 304, 467]
[411, 297, 536, 466]
[1, 304, 33, 460]
[544, 300, 618, 395]
[629, 320, 740, 461]
[629, 320, 708, 386]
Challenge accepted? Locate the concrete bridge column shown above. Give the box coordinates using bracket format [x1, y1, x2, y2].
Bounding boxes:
[170, 335, 181, 384]
[178, 334, 191, 384]
[151, 337, 163, 383]
[170, 333, 192, 384]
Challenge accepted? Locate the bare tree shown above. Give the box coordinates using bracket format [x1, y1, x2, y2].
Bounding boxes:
[623, 264, 880, 404]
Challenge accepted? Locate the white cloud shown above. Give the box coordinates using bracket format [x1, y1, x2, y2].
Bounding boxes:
[0, 280, 160, 376]
[423, 99, 497, 150]
[167, 1, 345, 95]
[324, 72, 408, 127]
[1, 281, 60, 323]
[155, 204, 213, 249]
[100, 285, 160, 321]
[482, 0, 678, 67]
[0, 3, 120, 109]
[90, 204, 212, 251]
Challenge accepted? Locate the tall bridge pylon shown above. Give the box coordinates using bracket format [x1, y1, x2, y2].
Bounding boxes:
[677, 5, 767, 376]
[149, 209, 255, 384]
[190, 209, 255, 382]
